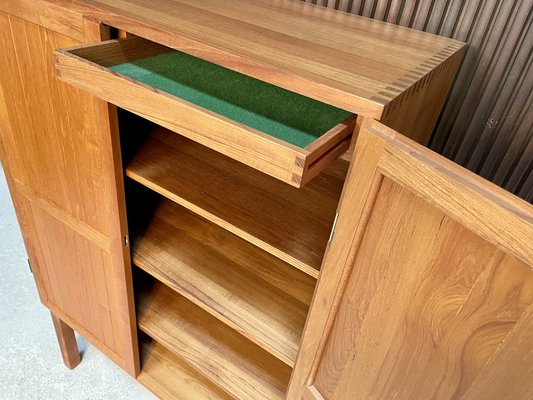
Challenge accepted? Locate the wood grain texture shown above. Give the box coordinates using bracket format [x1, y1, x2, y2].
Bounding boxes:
[306, 0, 533, 201]
[71, 0, 465, 121]
[304, 386, 327, 400]
[314, 179, 533, 400]
[0, 13, 139, 375]
[0, 0, 93, 41]
[50, 313, 81, 370]
[461, 303, 533, 400]
[54, 36, 355, 186]
[138, 338, 233, 400]
[22, 185, 133, 369]
[0, 125, 49, 306]
[7, 0, 531, 202]
[132, 198, 314, 367]
[126, 127, 347, 277]
[0, 15, 105, 233]
[287, 118, 387, 399]
[137, 281, 291, 400]
[13, 180, 112, 252]
[1, 2, 469, 397]
[380, 46, 466, 145]
[288, 119, 533, 400]
[376, 131, 533, 267]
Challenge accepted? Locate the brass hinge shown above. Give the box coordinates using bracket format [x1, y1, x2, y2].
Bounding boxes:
[328, 212, 339, 245]
[27, 259, 33, 274]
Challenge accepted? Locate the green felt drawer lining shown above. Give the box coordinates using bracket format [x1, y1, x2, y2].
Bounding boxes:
[109, 51, 352, 149]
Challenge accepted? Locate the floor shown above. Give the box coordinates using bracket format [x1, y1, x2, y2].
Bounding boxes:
[0, 167, 156, 400]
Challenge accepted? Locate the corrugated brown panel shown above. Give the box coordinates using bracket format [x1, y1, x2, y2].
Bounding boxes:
[302, 0, 532, 202]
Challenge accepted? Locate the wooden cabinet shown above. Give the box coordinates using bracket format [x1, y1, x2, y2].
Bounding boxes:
[2, 1, 531, 400]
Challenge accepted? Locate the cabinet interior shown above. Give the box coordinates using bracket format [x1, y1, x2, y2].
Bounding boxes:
[118, 109, 346, 398]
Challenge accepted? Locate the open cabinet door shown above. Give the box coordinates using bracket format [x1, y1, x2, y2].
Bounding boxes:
[288, 119, 533, 400]
[0, 13, 139, 375]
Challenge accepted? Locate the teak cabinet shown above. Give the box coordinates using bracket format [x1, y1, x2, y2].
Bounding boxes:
[0, 1, 532, 400]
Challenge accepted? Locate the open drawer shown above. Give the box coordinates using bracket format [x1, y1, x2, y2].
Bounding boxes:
[54, 36, 356, 187]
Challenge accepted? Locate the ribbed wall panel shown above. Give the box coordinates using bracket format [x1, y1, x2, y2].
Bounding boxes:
[302, 0, 532, 202]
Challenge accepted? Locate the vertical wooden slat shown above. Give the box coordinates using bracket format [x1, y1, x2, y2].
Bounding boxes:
[300, 0, 533, 202]
[438, 0, 465, 37]
[398, 0, 417, 26]
[502, 110, 533, 195]
[335, 0, 351, 12]
[360, 0, 375, 17]
[454, 0, 528, 166]
[386, 0, 404, 24]
[520, 172, 533, 203]
[431, 0, 490, 152]
[479, 53, 533, 181]
[373, 0, 389, 21]
[349, 0, 365, 14]
[410, 0, 433, 31]
[424, 0, 449, 34]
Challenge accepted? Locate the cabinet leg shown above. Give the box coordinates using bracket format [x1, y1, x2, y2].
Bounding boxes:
[50, 312, 81, 369]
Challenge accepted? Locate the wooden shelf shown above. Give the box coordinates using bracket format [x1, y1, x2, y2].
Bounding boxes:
[138, 337, 232, 400]
[132, 198, 315, 366]
[126, 126, 348, 277]
[137, 280, 291, 400]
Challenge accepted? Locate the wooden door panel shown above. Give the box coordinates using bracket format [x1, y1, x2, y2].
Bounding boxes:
[314, 178, 532, 399]
[288, 119, 533, 400]
[0, 13, 111, 232]
[0, 11, 139, 375]
[25, 200, 120, 355]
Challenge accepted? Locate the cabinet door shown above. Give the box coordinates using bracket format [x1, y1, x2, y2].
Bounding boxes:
[288, 119, 533, 400]
[0, 11, 139, 375]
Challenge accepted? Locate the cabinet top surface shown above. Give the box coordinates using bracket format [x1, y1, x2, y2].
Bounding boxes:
[62, 0, 466, 116]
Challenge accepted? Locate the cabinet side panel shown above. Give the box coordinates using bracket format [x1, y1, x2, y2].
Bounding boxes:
[0, 12, 138, 375]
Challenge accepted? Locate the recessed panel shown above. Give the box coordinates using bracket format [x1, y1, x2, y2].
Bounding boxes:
[314, 177, 533, 400]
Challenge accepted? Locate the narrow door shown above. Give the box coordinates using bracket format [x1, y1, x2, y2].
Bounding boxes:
[0, 11, 139, 375]
[288, 119, 533, 400]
